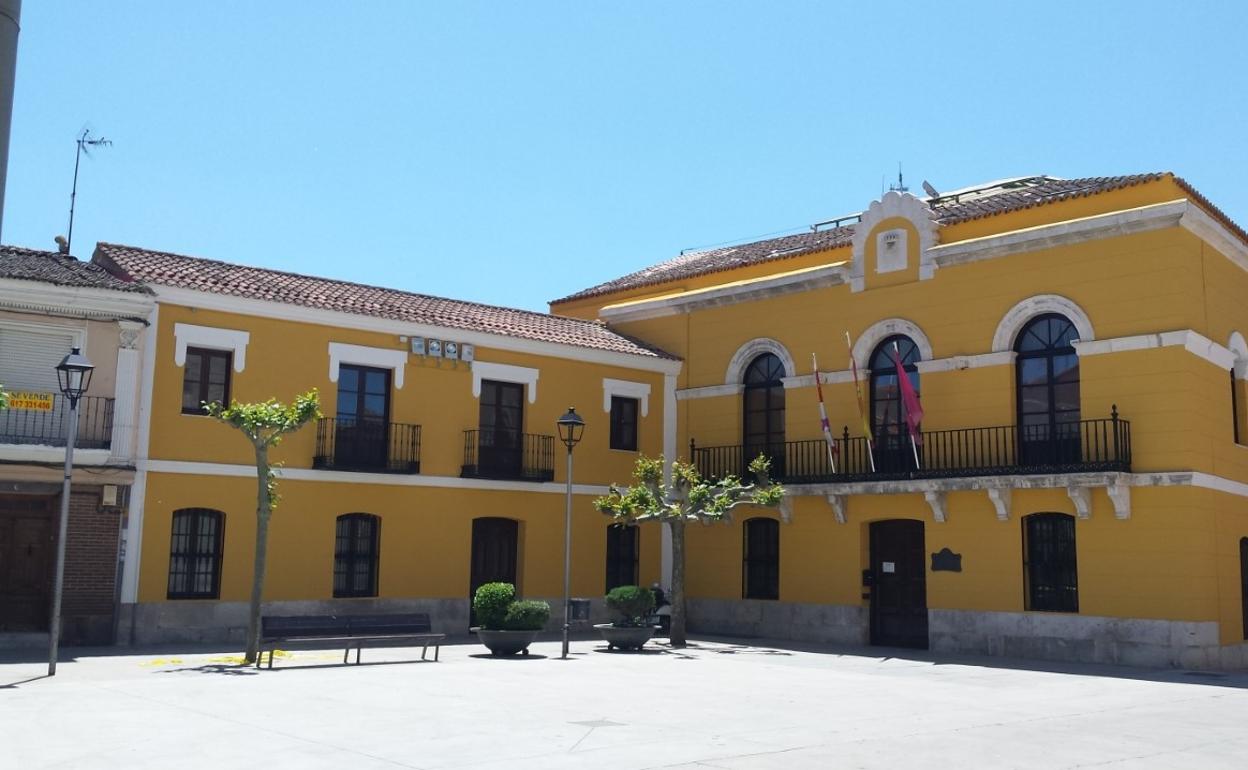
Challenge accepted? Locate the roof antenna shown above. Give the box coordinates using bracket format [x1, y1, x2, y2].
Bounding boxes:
[64, 128, 112, 256]
[888, 162, 908, 193]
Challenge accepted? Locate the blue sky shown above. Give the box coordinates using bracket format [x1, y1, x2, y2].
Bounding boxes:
[5, 2, 1247, 311]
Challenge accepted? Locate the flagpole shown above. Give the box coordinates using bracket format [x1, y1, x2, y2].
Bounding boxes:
[846, 331, 876, 473]
[812, 353, 837, 474]
[893, 341, 921, 470]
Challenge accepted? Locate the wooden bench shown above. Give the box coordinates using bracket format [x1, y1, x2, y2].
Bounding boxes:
[257, 613, 444, 668]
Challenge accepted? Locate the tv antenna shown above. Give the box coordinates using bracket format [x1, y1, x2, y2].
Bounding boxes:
[62, 129, 112, 255]
[888, 162, 908, 193]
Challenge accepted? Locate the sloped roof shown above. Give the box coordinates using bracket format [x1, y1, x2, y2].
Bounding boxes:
[556, 173, 1179, 303]
[94, 243, 676, 360]
[0, 245, 153, 293]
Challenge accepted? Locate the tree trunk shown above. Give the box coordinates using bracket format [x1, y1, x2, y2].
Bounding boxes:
[244, 445, 272, 664]
[668, 520, 687, 646]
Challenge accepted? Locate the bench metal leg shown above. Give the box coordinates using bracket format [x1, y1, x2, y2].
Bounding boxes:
[356, 644, 362, 664]
[268, 649, 275, 670]
[343, 646, 350, 664]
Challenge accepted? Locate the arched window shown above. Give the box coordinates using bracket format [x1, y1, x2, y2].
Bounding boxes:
[167, 508, 224, 599]
[742, 517, 779, 600]
[869, 335, 921, 472]
[743, 353, 786, 476]
[1015, 314, 1080, 466]
[334, 513, 380, 598]
[605, 524, 639, 591]
[1023, 512, 1078, 613]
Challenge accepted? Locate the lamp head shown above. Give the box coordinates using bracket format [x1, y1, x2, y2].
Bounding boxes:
[56, 347, 95, 403]
[556, 406, 585, 450]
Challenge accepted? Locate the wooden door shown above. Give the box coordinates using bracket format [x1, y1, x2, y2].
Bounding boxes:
[470, 517, 518, 601]
[0, 497, 54, 632]
[478, 381, 524, 477]
[335, 364, 391, 469]
[869, 519, 928, 649]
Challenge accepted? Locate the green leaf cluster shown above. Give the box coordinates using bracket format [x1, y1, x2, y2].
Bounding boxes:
[203, 390, 321, 448]
[594, 453, 785, 525]
[605, 585, 656, 626]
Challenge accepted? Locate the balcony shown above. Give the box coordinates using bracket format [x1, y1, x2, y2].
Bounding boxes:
[461, 430, 555, 482]
[693, 411, 1131, 485]
[0, 395, 114, 450]
[313, 418, 421, 474]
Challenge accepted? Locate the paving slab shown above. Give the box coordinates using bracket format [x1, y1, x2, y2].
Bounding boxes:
[1, 636, 1246, 769]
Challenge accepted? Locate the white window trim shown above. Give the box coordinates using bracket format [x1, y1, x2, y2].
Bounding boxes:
[174, 323, 249, 372]
[0, 317, 86, 349]
[472, 361, 538, 404]
[725, 338, 796, 384]
[851, 318, 934, 370]
[1228, 331, 1248, 379]
[602, 378, 651, 417]
[991, 295, 1094, 353]
[328, 342, 407, 389]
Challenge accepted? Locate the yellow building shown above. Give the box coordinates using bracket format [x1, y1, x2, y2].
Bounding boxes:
[93, 243, 679, 643]
[97, 171, 1248, 669]
[551, 173, 1248, 670]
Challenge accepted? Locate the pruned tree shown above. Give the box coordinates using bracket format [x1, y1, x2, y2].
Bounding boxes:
[594, 455, 785, 646]
[205, 390, 320, 663]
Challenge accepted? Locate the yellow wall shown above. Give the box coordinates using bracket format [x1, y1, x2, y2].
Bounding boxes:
[139, 472, 662, 603]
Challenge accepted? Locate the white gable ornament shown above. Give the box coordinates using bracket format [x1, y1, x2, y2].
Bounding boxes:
[849, 190, 940, 292]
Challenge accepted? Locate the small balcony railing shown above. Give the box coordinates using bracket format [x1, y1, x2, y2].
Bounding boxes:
[0, 395, 114, 450]
[461, 429, 555, 482]
[692, 409, 1131, 485]
[313, 418, 420, 474]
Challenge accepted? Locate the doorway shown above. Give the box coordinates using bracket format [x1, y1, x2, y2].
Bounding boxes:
[335, 364, 391, 469]
[478, 380, 524, 478]
[470, 517, 519, 621]
[868, 518, 928, 649]
[0, 496, 54, 632]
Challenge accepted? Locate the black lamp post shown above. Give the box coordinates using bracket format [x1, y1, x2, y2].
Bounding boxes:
[555, 407, 585, 660]
[49, 347, 94, 675]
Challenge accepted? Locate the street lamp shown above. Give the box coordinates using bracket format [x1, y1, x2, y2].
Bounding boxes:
[555, 406, 585, 660]
[49, 346, 94, 676]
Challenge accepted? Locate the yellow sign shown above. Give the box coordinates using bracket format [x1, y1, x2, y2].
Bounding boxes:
[9, 392, 54, 411]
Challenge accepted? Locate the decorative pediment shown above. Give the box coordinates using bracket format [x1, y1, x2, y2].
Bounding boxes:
[849, 191, 940, 291]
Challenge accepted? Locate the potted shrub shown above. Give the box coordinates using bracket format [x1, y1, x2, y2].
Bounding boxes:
[595, 585, 658, 651]
[471, 582, 551, 656]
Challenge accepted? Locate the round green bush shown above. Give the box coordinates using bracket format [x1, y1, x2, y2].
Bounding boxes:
[501, 599, 551, 631]
[473, 582, 516, 630]
[605, 585, 655, 626]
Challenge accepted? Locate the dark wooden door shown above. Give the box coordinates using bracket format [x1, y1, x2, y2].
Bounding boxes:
[0, 497, 54, 632]
[479, 381, 524, 477]
[869, 519, 928, 649]
[335, 364, 390, 469]
[470, 517, 518, 601]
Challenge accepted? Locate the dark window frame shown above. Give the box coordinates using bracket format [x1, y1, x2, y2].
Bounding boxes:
[167, 508, 225, 600]
[742, 353, 786, 473]
[868, 335, 921, 438]
[181, 347, 233, 415]
[334, 513, 381, 598]
[1014, 313, 1081, 445]
[1023, 512, 1079, 613]
[742, 517, 780, 600]
[1241, 537, 1248, 641]
[605, 524, 640, 591]
[609, 396, 640, 451]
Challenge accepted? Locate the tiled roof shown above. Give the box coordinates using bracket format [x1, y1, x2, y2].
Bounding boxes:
[0, 245, 153, 293]
[93, 243, 676, 360]
[556, 173, 1184, 303]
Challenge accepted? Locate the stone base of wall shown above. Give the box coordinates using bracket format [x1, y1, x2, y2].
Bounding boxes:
[687, 598, 868, 646]
[117, 596, 617, 646]
[686, 599, 1247, 671]
[929, 609, 1247, 670]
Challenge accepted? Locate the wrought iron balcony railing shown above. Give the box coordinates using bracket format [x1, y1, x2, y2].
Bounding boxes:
[313, 418, 420, 474]
[461, 429, 555, 482]
[0, 395, 114, 450]
[692, 409, 1130, 485]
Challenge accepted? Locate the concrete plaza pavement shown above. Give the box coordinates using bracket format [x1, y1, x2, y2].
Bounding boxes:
[2, 636, 1247, 769]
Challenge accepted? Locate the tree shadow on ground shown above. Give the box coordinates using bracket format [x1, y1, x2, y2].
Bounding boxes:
[0, 675, 50, 688]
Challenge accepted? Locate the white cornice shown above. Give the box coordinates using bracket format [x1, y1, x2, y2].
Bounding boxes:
[1073, 329, 1235, 370]
[598, 265, 848, 323]
[602, 377, 651, 416]
[930, 200, 1190, 269]
[1179, 204, 1248, 272]
[675, 383, 743, 401]
[0, 279, 154, 321]
[145, 459, 610, 496]
[150, 285, 682, 376]
[328, 342, 408, 389]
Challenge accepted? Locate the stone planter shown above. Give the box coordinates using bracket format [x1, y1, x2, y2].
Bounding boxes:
[473, 627, 539, 656]
[594, 623, 658, 651]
